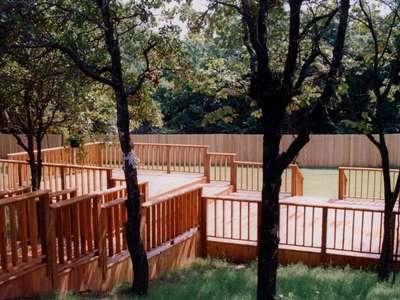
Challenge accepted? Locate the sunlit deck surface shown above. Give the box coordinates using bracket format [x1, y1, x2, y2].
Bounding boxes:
[112, 169, 228, 199]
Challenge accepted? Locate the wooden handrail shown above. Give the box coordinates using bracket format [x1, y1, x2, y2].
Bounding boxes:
[50, 193, 97, 209]
[0, 190, 50, 206]
[142, 184, 203, 207]
[339, 166, 400, 172]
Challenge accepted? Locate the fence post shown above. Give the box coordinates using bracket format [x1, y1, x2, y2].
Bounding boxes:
[290, 165, 297, 196]
[321, 206, 328, 264]
[17, 164, 22, 187]
[140, 195, 146, 246]
[200, 192, 207, 257]
[106, 169, 115, 189]
[98, 144, 103, 167]
[204, 151, 210, 183]
[98, 203, 107, 279]
[166, 145, 171, 174]
[60, 166, 65, 190]
[230, 159, 237, 192]
[39, 193, 57, 287]
[338, 168, 346, 199]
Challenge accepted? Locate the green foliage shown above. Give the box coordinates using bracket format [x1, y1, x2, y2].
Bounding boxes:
[153, 85, 262, 133]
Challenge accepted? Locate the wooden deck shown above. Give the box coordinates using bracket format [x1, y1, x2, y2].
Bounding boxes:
[1, 142, 399, 299]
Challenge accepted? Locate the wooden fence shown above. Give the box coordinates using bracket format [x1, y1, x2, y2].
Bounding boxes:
[128, 134, 400, 168]
[0, 134, 63, 159]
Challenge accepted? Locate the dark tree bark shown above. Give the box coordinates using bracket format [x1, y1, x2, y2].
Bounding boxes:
[208, 1, 350, 299]
[39, 1, 151, 294]
[367, 133, 400, 279]
[358, 0, 400, 279]
[96, 0, 149, 294]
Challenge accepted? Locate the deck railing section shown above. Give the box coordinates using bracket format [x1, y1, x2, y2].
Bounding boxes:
[204, 195, 399, 260]
[46, 194, 99, 279]
[7, 142, 210, 176]
[338, 167, 399, 201]
[98, 142, 209, 173]
[6, 143, 104, 166]
[0, 191, 48, 275]
[0, 186, 32, 199]
[205, 195, 260, 243]
[207, 152, 236, 183]
[142, 185, 203, 252]
[0, 159, 113, 195]
[98, 197, 129, 277]
[233, 162, 303, 196]
[5, 143, 304, 197]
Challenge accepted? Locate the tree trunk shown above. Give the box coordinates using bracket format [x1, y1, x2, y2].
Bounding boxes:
[257, 111, 284, 300]
[26, 133, 40, 190]
[115, 89, 149, 295]
[378, 206, 395, 279]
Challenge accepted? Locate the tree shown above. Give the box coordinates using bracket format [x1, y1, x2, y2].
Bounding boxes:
[0, 48, 85, 190]
[1, 0, 182, 294]
[339, 0, 400, 279]
[189, 1, 351, 298]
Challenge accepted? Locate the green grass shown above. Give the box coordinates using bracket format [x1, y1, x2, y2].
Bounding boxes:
[44, 259, 400, 300]
[301, 168, 338, 198]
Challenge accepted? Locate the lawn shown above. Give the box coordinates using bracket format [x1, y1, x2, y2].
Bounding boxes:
[47, 259, 400, 300]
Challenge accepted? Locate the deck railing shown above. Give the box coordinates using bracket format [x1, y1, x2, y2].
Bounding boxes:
[205, 195, 260, 243]
[0, 186, 32, 199]
[142, 185, 203, 252]
[338, 167, 399, 201]
[7, 142, 210, 175]
[233, 162, 303, 196]
[207, 152, 236, 183]
[6, 143, 104, 166]
[0, 159, 113, 195]
[98, 197, 129, 277]
[45, 194, 100, 279]
[5, 143, 304, 197]
[0, 191, 48, 275]
[203, 195, 400, 260]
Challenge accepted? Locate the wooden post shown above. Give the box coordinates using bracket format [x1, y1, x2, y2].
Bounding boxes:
[143, 182, 149, 202]
[140, 195, 146, 242]
[17, 164, 22, 187]
[98, 144, 104, 167]
[166, 145, 171, 174]
[257, 201, 262, 246]
[60, 167, 65, 190]
[204, 151, 210, 183]
[200, 191, 207, 257]
[106, 169, 114, 189]
[98, 204, 107, 279]
[338, 168, 346, 199]
[320, 206, 328, 264]
[290, 165, 297, 196]
[230, 159, 237, 192]
[39, 193, 57, 287]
